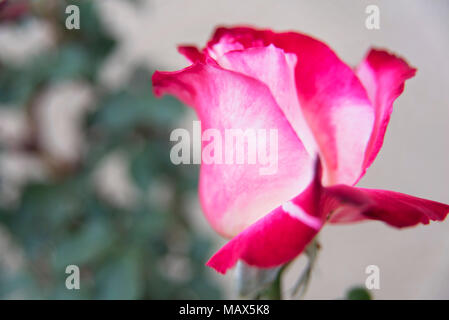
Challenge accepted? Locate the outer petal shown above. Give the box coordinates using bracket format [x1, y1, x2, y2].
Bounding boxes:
[207, 166, 448, 273]
[207, 159, 324, 274]
[328, 185, 449, 228]
[152, 62, 313, 238]
[206, 206, 321, 274]
[206, 27, 375, 186]
[355, 49, 417, 171]
[178, 45, 204, 63]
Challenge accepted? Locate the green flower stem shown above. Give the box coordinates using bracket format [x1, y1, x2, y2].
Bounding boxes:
[292, 238, 320, 298]
[264, 238, 321, 300]
[266, 264, 287, 300]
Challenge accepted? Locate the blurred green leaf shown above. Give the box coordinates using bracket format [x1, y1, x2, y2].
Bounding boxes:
[0, 270, 42, 299]
[0, 0, 221, 300]
[95, 252, 142, 299]
[88, 91, 183, 133]
[0, 65, 34, 105]
[51, 217, 114, 270]
[346, 286, 372, 300]
[49, 44, 91, 81]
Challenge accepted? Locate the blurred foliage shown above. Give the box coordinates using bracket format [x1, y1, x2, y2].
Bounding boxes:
[0, 0, 221, 299]
[345, 286, 372, 300]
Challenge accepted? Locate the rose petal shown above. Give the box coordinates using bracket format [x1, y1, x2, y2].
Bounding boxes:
[153, 62, 313, 237]
[178, 45, 204, 63]
[206, 26, 375, 186]
[207, 155, 449, 273]
[216, 44, 317, 155]
[207, 159, 324, 274]
[206, 207, 321, 274]
[328, 185, 449, 228]
[355, 49, 417, 171]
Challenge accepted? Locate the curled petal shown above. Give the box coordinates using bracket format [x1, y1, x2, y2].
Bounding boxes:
[153, 62, 313, 238]
[178, 45, 204, 63]
[356, 49, 417, 171]
[207, 159, 324, 274]
[206, 206, 321, 274]
[207, 158, 449, 273]
[328, 186, 449, 228]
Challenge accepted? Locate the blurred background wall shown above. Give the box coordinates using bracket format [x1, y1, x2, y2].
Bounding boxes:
[0, 0, 448, 299]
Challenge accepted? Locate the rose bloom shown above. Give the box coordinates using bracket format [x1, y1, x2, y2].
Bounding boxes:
[152, 26, 449, 274]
